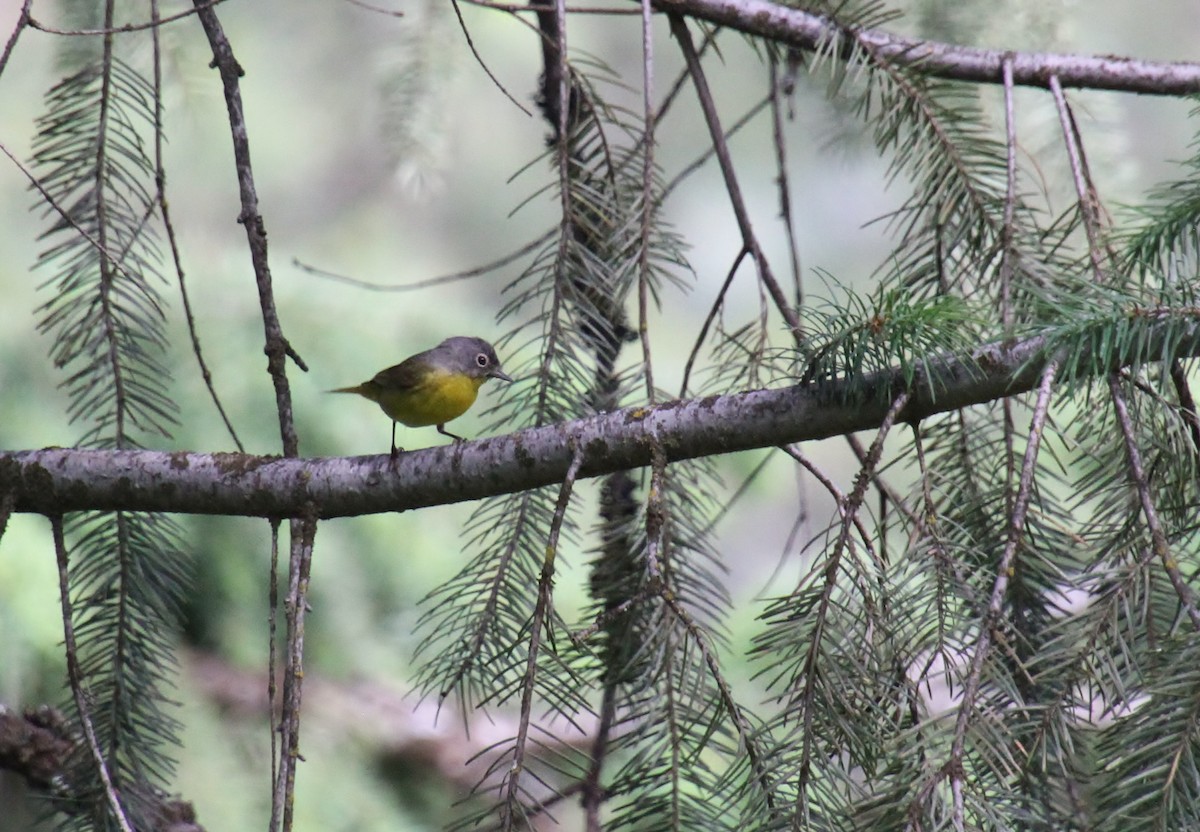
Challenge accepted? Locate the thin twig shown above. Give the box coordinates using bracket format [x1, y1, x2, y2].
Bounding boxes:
[266, 518, 281, 831]
[0, 141, 140, 286]
[1050, 71, 1197, 630]
[293, 232, 553, 292]
[95, 0, 128, 446]
[500, 447, 584, 829]
[529, 0, 572, 426]
[0, 0, 32, 77]
[999, 54, 1018, 330]
[50, 516, 136, 832]
[768, 54, 803, 309]
[778, 444, 878, 565]
[944, 362, 1058, 832]
[844, 434, 919, 525]
[275, 514, 319, 832]
[669, 14, 802, 339]
[440, 498, 531, 705]
[151, 0, 244, 452]
[1169, 359, 1200, 462]
[1109, 376, 1200, 631]
[450, 0, 535, 117]
[644, 441, 779, 819]
[1000, 53, 1019, 530]
[193, 0, 304, 457]
[680, 247, 749, 397]
[460, 0, 642, 13]
[1049, 75, 1110, 281]
[659, 95, 771, 206]
[342, 0, 404, 16]
[477, 781, 589, 832]
[570, 589, 650, 645]
[637, 0, 657, 404]
[662, 589, 782, 820]
[26, 0, 225, 36]
[791, 391, 909, 823]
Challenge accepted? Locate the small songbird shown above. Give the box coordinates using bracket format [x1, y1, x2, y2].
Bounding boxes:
[331, 336, 512, 457]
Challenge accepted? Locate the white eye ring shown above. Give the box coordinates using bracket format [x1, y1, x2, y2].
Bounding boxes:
[475, 353, 489, 367]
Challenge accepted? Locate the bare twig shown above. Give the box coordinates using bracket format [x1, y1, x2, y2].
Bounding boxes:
[95, 0, 129, 445]
[1000, 54, 1019, 526]
[661, 95, 771, 206]
[669, 14, 802, 338]
[294, 232, 553, 293]
[500, 447, 584, 829]
[151, 0, 244, 453]
[450, 0, 535, 117]
[274, 514, 319, 832]
[0, 141, 139, 284]
[1169, 359, 1200, 462]
[680, 246, 748, 397]
[1109, 377, 1200, 631]
[461, 0, 641, 13]
[844, 434, 918, 526]
[1049, 75, 1110, 281]
[1049, 71, 1197, 631]
[778, 444, 878, 564]
[999, 54, 1018, 330]
[342, 0, 404, 16]
[0, 0, 32, 77]
[266, 519, 281, 829]
[662, 589, 782, 820]
[637, 0, 657, 403]
[25, 0, 225, 36]
[193, 0, 304, 457]
[768, 54, 803, 308]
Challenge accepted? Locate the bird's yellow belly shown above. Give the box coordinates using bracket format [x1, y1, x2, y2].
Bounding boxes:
[377, 372, 482, 427]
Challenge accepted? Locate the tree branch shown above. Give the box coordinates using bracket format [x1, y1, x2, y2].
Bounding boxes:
[651, 0, 1200, 96]
[3, 324, 1200, 519]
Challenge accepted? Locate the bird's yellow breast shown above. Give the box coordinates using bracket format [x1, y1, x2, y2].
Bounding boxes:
[375, 371, 485, 427]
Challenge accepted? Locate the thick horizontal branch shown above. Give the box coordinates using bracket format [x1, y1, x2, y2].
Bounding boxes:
[1, 326, 1197, 519]
[653, 0, 1200, 96]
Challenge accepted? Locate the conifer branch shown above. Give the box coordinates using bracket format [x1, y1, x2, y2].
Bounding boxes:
[5, 322, 1200, 519]
[52, 516, 137, 832]
[653, 0, 1200, 96]
[942, 362, 1058, 828]
[0, 705, 207, 832]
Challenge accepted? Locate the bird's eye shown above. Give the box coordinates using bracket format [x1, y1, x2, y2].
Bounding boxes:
[475, 353, 489, 367]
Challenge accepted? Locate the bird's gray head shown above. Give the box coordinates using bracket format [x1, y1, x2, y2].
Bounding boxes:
[436, 336, 513, 382]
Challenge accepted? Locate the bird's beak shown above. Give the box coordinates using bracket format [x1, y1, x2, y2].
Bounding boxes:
[490, 368, 514, 383]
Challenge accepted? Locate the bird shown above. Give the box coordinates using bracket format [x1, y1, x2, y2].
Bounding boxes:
[331, 336, 512, 457]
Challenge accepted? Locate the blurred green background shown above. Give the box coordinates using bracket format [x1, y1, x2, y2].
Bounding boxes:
[0, 0, 1197, 828]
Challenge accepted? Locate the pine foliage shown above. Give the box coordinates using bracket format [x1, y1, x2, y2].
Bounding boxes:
[8, 1, 1200, 831]
[29, 28, 189, 832]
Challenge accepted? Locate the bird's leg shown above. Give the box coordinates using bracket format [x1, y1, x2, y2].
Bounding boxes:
[437, 424, 466, 443]
[390, 421, 403, 460]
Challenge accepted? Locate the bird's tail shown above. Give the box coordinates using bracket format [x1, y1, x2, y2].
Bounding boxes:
[330, 384, 369, 396]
